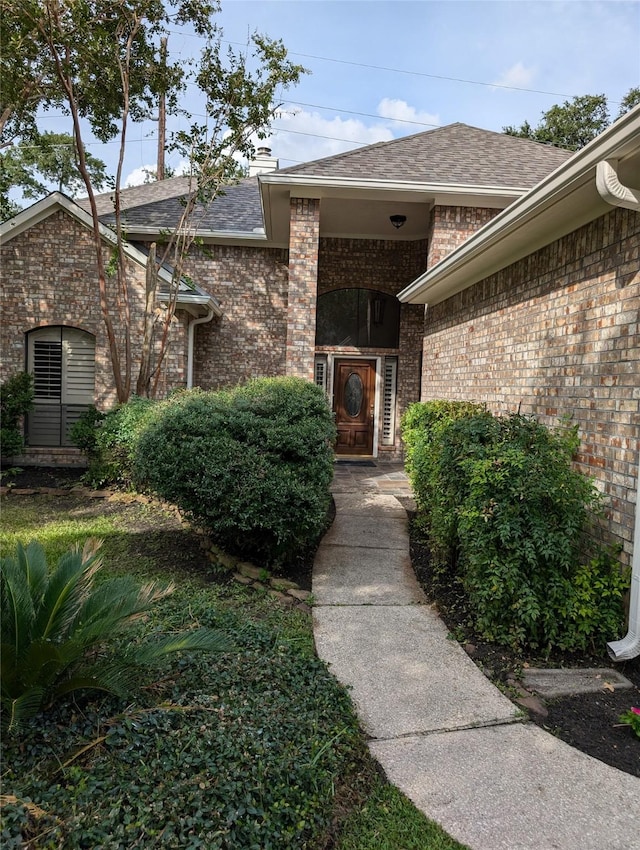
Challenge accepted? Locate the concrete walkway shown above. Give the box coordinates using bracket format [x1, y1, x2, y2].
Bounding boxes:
[313, 462, 640, 850]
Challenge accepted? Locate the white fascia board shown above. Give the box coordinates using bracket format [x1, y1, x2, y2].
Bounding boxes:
[170, 292, 223, 317]
[259, 172, 529, 198]
[0, 192, 118, 245]
[118, 225, 273, 247]
[120, 225, 268, 240]
[399, 105, 640, 305]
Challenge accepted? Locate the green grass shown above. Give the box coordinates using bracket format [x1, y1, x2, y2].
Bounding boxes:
[1, 494, 467, 850]
[336, 776, 468, 850]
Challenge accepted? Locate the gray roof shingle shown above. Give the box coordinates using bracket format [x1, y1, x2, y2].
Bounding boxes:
[96, 178, 263, 233]
[83, 123, 573, 233]
[278, 123, 573, 187]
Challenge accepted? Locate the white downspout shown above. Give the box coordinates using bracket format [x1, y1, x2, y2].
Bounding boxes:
[187, 306, 215, 389]
[594, 158, 640, 660]
[595, 159, 640, 212]
[607, 465, 640, 661]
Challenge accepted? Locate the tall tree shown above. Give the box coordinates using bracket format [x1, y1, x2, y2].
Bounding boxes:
[4, 1, 305, 402]
[503, 88, 639, 151]
[0, 131, 112, 221]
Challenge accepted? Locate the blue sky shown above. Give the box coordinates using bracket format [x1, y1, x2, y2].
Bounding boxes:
[36, 0, 640, 186]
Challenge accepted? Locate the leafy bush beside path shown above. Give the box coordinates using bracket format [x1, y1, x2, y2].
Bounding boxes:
[402, 402, 629, 653]
[134, 377, 336, 569]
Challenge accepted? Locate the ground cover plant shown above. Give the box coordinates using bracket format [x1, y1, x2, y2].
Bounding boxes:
[0, 487, 468, 850]
[402, 403, 629, 654]
[1, 538, 227, 733]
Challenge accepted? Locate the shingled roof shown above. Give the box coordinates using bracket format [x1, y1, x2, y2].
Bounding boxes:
[77, 176, 193, 217]
[278, 123, 573, 188]
[97, 178, 263, 233]
[81, 123, 573, 235]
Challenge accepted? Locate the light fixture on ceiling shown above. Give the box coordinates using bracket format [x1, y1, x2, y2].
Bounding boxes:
[389, 214, 407, 229]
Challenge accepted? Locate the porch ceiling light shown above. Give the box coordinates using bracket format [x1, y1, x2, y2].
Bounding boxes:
[390, 214, 406, 229]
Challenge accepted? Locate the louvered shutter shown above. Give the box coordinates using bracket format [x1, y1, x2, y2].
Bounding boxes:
[314, 356, 328, 394]
[61, 331, 96, 444]
[381, 357, 397, 446]
[27, 327, 95, 447]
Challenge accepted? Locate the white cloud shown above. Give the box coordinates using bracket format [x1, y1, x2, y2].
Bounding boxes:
[377, 99, 440, 130]
[492, 62, 537, 91]
[124, 158, 190, 187]
[268, 106, 394, 166]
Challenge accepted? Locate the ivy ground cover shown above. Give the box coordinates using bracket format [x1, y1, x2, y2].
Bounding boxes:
[0, 487, 467, 850]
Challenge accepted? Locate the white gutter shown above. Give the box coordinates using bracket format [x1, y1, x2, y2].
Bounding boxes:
[597, 153, 640, 661]
[398, 104, 640, 305]
[593, 146, 640, 662]
[186, 306, 216, 389]
[607, 464, 640, 661]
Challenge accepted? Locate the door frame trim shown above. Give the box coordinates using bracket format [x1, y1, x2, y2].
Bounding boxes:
[327, 354, 381, 458]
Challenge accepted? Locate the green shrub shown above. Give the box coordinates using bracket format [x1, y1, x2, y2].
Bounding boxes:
[0, 373, 34, 458]
[401, 400, 486, 559]
[134, 377, 336, 569]
[68, 405, 106, 458]
[406, 407, 629, 653]
[71, 396, 157, 487]
[0, 538, 228, 733]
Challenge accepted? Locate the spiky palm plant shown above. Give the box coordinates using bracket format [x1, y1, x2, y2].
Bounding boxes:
[1, 539, 229, 733]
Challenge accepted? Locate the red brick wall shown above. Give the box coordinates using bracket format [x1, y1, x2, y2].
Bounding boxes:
[421, 207, 640, 564]
[286, 198, 321, 380]
[0, 210, 188, 409]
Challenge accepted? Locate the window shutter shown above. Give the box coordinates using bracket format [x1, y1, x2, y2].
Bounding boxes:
[33, 340, 63, 400]
[63, 330, 96, 405]
[314, 356, 328, 394]
[381, 357, 397, 446]
[27, 327, 95, 447]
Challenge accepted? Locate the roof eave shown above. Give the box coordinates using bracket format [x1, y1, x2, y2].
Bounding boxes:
[398, 106, 640, 306]
[115, 224, 277, 247]
[259, 172, 531, 197]
[171, 292, 223, 318]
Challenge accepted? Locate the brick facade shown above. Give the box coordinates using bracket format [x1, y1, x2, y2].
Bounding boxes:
[182, 243, 289, 389]
[317, 237, 427, 457]
[427, 206, 501, 266]
[286, 198, 321, 380]
[421, 207, 640, 565]
[0, 210, 189, 410]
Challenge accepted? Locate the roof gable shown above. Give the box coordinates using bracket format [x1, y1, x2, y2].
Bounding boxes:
[0, 192, 221, 315]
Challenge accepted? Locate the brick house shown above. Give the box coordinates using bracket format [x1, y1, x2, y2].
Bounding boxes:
[398, 107, 639, 571]
[1, 115, 638, 564]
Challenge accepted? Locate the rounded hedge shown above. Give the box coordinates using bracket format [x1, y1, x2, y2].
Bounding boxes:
[134, 378, 336, 568]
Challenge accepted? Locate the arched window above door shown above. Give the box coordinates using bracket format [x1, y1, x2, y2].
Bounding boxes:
[26, 326, 96, 447]
[315, 288, 400, 348]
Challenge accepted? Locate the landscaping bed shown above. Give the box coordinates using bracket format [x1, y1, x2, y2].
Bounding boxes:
[0, 476, 466, 850]
[409, 516, 640, 778]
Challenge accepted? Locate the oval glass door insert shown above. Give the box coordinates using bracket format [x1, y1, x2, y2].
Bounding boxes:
[345, 372, 364, 417]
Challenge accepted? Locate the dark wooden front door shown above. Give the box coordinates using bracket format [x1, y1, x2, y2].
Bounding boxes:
[334, 359, 376, 455]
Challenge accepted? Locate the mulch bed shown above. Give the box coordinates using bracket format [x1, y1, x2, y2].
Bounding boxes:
[408, 515, 640, 778]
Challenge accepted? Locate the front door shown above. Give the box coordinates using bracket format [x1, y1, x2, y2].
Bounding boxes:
[334, 359, 376, 456]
